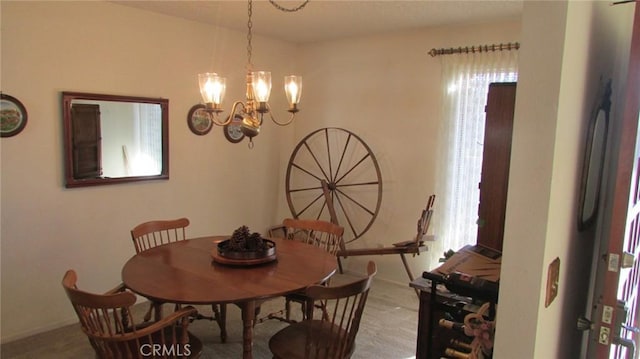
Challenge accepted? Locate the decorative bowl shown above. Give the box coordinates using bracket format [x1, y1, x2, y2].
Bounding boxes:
[212, 239, 277, 266]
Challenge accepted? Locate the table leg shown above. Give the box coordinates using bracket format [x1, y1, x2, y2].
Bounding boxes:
[153, 302, 163, 322]
[240, 300, 256, 359]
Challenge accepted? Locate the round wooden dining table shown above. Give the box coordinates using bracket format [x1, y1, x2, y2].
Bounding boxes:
[122, 236, 337, 359]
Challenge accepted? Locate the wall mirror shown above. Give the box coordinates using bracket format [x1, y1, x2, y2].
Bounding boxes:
[62, 92, 169, 188]
[577, 80, 611, 231]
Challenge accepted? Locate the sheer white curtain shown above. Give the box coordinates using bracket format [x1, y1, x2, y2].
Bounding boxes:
[129, 103, 163, 176]
[430, 50, 518, 268]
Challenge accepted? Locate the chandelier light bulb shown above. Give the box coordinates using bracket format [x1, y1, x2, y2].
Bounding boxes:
[199, 73, 226, 106]
[251, 71, 272, 103]
[284, 75, 302, 106]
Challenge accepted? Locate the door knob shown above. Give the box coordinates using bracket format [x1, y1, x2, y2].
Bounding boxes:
[577, 316, 593, 331]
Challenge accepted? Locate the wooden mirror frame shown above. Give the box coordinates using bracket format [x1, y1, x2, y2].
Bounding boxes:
[62, 92, 169, 188]
[577, 80, 611, 231]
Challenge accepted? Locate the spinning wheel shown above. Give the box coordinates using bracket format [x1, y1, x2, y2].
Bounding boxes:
[285, 127, 382, 244]
[285, 127, 433, 297]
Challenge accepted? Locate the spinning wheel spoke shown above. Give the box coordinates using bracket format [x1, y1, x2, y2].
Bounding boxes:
[323, 128, 335, 181]
[290, 162, 325, 184]
[334, 189, 375, 242]
[294, 192, 325, 218]
[332, 132, 352, 183]
[335, 153, 372, 185]
[288, 185, 323, 193]
[286, 128, 382, 244]
[317, 198, 329, 220]
[335, 188, 377, 217]
[333, 192, 359, 241]
[303, 140, 331, 182]
[335, 181, 380, 188]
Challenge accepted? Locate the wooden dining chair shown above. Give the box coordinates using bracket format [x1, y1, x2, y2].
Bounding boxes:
[62, 269, 202, 359]
[130, 218, 227, 342]
[130, 217, 190, 253]
[263, 218, 344, 323]
[282, 218, 345, 255]
[268, 261, 377, 359]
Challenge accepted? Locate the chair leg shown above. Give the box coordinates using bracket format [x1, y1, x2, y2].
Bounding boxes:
[143, 302, 154, 322]
[285, 298, 292, 322]
[305, 298, 315, 320]
[301, 300, 307, 320]
[212, 304, 227, 342]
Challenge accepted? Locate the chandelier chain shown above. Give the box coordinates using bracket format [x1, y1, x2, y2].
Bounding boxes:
[247, 0, 308, 71]
[268, 0, 309, 12]
[246, 0, 253, 71]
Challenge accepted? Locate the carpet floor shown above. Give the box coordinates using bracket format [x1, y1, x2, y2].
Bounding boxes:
[1, 274, 420, 359]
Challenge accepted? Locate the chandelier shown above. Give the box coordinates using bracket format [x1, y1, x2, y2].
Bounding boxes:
[198, 0, 308, 147]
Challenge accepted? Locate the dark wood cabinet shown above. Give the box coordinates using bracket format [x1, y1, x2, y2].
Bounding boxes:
[412, 276, 496, 359]
[71, 104, 102, 179]
[412, 245, 500, 359]
[413, 278, 467, 358]
[476, 82, 517, 253]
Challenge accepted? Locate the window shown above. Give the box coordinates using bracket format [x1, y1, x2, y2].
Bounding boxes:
[130, 103, 163, 176]
[431, 51, 518, 268]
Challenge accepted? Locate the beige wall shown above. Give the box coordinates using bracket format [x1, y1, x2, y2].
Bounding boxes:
[0, 1, 296, 341]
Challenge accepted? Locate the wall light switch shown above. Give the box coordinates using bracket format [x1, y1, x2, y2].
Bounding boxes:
[545, 257, 560, 308]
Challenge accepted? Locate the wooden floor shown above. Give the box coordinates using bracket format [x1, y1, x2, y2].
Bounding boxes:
[1, 274, 420, 359]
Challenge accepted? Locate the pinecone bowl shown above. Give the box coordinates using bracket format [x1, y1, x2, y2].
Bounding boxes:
[213, 226, 276, 265]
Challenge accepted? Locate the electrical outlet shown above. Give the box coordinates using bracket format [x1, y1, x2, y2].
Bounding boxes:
[545, 257, 560, 307]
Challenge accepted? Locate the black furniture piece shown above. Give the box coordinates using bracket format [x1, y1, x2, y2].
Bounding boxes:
[410, 253, 499, 359]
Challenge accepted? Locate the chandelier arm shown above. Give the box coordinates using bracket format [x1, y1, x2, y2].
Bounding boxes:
[264, 103, 297, 126]
[210, 101, 246, 126]
[269, 112, 297, 126]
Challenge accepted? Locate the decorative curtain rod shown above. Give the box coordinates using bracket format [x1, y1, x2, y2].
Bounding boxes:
[428, 42, 520, 57]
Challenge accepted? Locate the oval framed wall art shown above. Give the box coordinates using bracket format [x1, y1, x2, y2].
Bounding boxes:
[187, 104, 213, 136]
[1, 93, 28, 137]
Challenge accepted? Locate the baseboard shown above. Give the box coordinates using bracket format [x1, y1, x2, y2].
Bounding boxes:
[1, 317, 78, 345]
[339, 268, 412, 288]
[1, 298, 152, 345]
[371, 275, 414, 288]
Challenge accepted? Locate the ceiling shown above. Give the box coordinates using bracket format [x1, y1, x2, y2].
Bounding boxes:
[111, 0, 523, 44]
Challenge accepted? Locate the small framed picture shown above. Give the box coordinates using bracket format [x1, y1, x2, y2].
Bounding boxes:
[187, 104, 213, 136]
[224, 114, 245, 143]
[1, 93, 28, 137]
